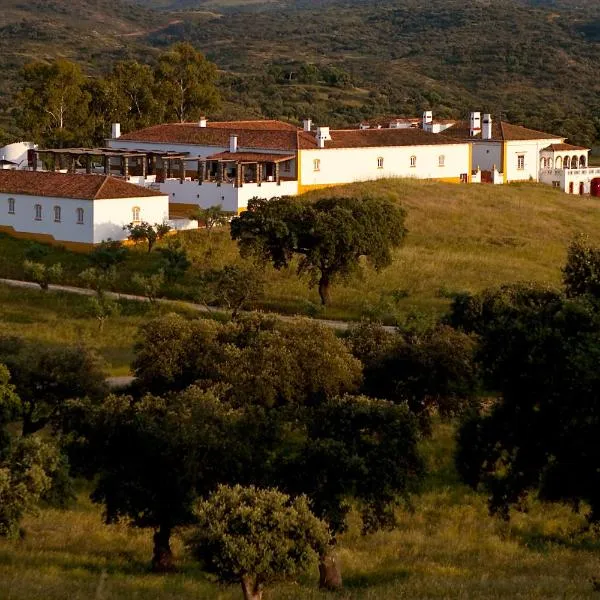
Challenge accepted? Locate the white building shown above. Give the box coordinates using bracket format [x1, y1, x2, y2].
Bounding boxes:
[0, 170, 169, 250]
[105, 118, 471, 213]
[429, 112, 593, 193]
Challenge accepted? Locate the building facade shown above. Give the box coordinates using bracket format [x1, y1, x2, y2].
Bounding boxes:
[0, 171, 169, 250]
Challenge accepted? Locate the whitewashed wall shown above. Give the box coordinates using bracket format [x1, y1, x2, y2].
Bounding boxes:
[504, 138, 562, 182]
[299, 143, 470, 187]
[472, 141, 502, 172]
[0, 193, 94, 243]
[0, 192, 169, 245]
[161, 179, 299, 213]
[92, 195, 169, 243]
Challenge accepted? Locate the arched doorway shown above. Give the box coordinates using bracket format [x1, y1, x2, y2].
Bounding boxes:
[564, 156, 570, 169]
[572, 155, 579, 169]
[580, 155, 587, 168]
[556, 156, 562, 169]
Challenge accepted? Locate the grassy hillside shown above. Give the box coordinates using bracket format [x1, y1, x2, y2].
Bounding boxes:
[0, 180, 597, 322]
[1, 423, 599, 599]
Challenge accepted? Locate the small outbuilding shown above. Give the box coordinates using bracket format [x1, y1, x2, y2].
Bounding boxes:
[0, 170, 169, 251]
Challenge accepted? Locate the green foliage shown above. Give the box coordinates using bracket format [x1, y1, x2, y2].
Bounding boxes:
[23, 260, 63, 291]
[0, 337, 108, 435]
[87, 240, 128, 273]
[452, 281, 600, 522]
[131, 270, 165, 304]
[132, 314, 362, 402]
[231, 196, 407, 305]
[189, 204, 231, 232]
[0, 363, 58, 537]
[156, 42, 220, 122]
[198, 264, 264, 316]
[67, 388, 235, 571]
[156, 238, 191, 282]
[15, 58, 92, 146]
[280, 394, 425, 537]
[348, 322, 479, 427]
[563, 233, 600, 299]
[0, 434, 58, 538]
[188, 485, 330, 600]
[123, 222, 172, 253]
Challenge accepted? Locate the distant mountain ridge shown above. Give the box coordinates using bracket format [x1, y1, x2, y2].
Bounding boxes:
[2, 0, 600, 146]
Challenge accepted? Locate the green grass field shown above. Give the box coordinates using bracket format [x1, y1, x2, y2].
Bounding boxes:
[0, 285, 207, 376]
[1, 424, 599, 600]
[1, 179, 598, 323]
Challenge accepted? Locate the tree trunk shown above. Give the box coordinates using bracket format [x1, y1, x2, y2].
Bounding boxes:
[241, 576, 263, 600]
[319, 551, 342, 590]
[318, 273, 331, 306]
[151, 525, 175, 572]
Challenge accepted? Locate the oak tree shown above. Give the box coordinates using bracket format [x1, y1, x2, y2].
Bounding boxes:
[231, 196, 407, 305]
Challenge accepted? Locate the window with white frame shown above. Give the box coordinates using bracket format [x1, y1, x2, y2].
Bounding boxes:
[132, 206, 141, 222]
[517, 155, 525, 170]
[313, 159, 320, 172]
[377, 157, 384, 169]
[53, 205, 61, 223]
[410, 155, 417, 168]
[7, 198, 15, 215]
[34, 204, 42, 221]
[76, 207, 84, 225]
[438, 155, 445, 167]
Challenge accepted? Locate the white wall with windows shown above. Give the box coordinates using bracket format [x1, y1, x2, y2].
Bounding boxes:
[0, 193, 168, 245]
[504, 139, 562, 182]
[91, 196, 169, 243]
[298, 143, 470, 188]
[0, 193, 94, 243]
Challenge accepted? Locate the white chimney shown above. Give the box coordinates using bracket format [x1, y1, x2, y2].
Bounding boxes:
[423, 111, 433, 127]
[316, 126, 331, 149]
[303, 118, 312, 132]
[199, 116, 207, 128]
[469, 112, 481, 137]
[482, 114, 493, 140]
[111, 123, 121, 139]
[229, 134, 238, 153]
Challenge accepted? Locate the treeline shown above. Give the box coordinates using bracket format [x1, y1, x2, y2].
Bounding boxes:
[12, 42, 220, 148]
[4, 197, 600, 597]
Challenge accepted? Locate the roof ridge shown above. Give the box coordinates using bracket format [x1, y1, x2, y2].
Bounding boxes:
[93, 175, 111, 200]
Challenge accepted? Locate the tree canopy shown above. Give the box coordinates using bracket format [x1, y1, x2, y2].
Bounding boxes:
[231, 196, 407, 305]
[188, 485, 330, 600]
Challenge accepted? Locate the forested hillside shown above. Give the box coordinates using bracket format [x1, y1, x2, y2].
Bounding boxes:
[3, 0, 600, 145]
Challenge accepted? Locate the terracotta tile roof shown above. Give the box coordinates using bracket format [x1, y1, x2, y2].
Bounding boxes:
[324, 128, 466, 148]
[443, 120, 564, 142]
[119, 120, 317, 151]
[206, 151, 295, 163]
[541, 143, 589, 152]
[0, 171, 165, 200]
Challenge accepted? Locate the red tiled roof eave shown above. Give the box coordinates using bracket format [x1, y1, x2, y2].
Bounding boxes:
[0, 171, 167, 200]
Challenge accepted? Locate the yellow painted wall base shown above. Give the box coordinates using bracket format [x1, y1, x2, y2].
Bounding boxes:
[297, 182, 339, 195]
[0, 225, 94, 253]
[435, 177, 462, 184]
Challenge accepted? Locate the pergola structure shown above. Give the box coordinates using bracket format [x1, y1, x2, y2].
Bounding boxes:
[32, 148, 297, 188]
[201, 152, 295, 187]
[32, 148, 190, 180]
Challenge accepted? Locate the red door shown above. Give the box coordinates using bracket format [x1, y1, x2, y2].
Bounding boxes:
[580, 182, 585, 195]
[569, 182, 574, 194]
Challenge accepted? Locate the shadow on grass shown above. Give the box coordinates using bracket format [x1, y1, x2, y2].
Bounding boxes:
[513, 528, 600, 554]
[0, 546, 150, 577]
[344, 565, 410, 589]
